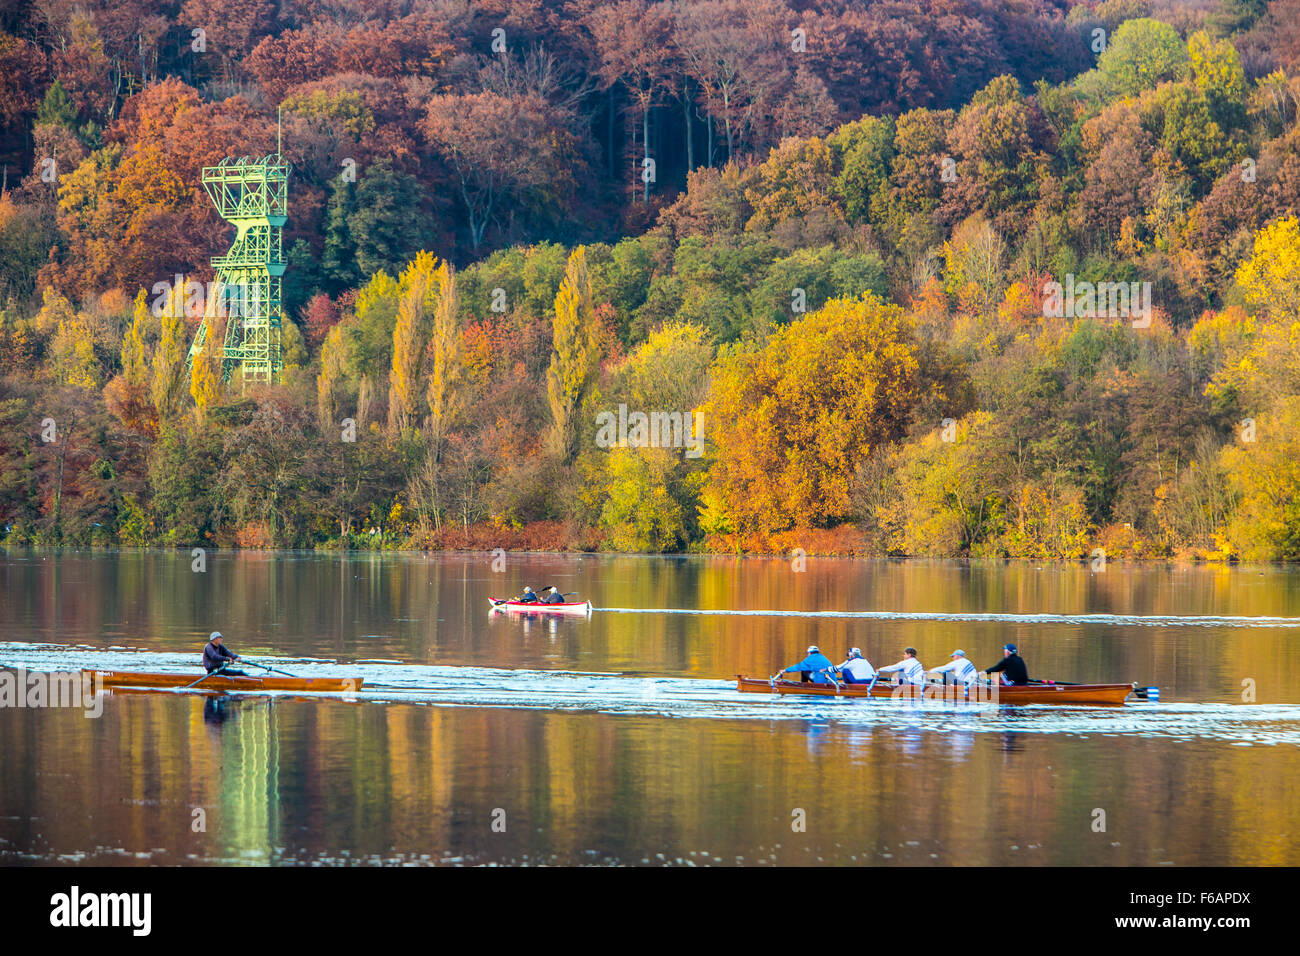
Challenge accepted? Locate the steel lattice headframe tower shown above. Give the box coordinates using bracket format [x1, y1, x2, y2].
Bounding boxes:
[187, 150, 291, 388]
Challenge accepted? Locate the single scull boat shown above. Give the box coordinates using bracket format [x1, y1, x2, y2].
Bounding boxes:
[88, 670, 363, 694]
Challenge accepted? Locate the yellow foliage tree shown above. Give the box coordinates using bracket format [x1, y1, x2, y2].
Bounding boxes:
[1219, 398, 1300, 560]
[37, 289, 101, 387]
[189, 315, 225, 422]
[121, 290, 151, 387]
[1235, 215, 1300, 320]
[425, 261, 464, 457]
[547, 246, 599, 463]
[388, 251, 441, 434]
[744, 136, 841, 231]
[151, 282, 190, 420]
[317, 323, 347, 428]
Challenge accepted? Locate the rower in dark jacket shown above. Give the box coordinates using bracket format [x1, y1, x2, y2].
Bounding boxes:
[985, 643, 1029, 685]
[202, 631, 245, 675]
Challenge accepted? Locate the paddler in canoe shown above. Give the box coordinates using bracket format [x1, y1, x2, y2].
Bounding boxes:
[777, 645, 836, 684]
[514, 586, 540, 604]
[985, 643, 1030, 685]
[540, 587, 566, 605]
[202, 631, 245, 676]
[877, 647, 925, 684]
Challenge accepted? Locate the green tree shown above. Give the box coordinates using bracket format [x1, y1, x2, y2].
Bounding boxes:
[353, 159, 430, 278]
[600, 448, 686, 552]
[1092, 18, 1188, 99]
[35, 79, 78, 130]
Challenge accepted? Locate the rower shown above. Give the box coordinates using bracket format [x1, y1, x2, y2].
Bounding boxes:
[516, 586, 540, 604]
[836, 647, 876, 684]
[985, 643, 1029, 685]
[877, 647, 925, 684]
[202, 632, 245, 676]
[778, 645, 835, 684]
[541, 587, 565, 605]
[928, 649, 979, 685]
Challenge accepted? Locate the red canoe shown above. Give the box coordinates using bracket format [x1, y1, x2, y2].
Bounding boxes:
[490, 598, 593, 615]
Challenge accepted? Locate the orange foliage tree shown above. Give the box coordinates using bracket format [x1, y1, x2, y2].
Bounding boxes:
[703, 294, 925, 535]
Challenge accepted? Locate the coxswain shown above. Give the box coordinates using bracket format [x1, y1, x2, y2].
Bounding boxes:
[836, 648, 876, 684]
[928, 649, 979, 684]
[985, 643, 1029, 685]
[778, 645, 835, 684]
[516, 586, 540, 604]
[202, 632, 245, 675]
[877, 647, 925, 684]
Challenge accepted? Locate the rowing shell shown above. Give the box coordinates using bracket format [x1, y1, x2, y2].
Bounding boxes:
[490, 598, 593, 615]
[87, 670, 363, 694]
[737, 676, 1134, 706]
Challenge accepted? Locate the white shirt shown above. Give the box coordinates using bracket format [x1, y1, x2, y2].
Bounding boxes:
[929, 658, 979, 683]
[879, 656, 925, 684]
[838, 657, 876, 681]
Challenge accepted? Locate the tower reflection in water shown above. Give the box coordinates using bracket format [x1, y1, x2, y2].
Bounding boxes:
[200, 695, 281, 863]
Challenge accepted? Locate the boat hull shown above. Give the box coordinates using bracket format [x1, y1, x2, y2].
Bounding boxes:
[88, 670, 363, 693]
[737, 676, 1133, 706]
[490, 599, 593, 615]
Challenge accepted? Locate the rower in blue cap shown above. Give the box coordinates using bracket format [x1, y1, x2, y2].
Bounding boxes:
[985, 643, 1029, 685]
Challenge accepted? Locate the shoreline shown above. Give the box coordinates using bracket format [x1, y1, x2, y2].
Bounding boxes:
[1, 540, 1293, 569]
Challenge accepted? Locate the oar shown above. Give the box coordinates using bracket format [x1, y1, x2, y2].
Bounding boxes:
[184, 663, 231, 689]
[238, 658, 299, 679]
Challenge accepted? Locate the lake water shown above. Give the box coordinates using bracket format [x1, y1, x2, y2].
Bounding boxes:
[2, 550, 1299, 866]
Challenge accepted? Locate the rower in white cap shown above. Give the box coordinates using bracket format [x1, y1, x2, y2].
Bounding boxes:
[927, 649, 979, 685]
[836, 647, 876, 684]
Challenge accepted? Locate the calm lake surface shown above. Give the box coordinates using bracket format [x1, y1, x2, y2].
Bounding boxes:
[2, 550, 1299, 866]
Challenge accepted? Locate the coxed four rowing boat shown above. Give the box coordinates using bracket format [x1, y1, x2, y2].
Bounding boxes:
[737, 675, 1137, 705]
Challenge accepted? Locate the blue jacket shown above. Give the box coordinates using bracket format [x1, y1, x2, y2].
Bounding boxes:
[782, 652, 835, 683]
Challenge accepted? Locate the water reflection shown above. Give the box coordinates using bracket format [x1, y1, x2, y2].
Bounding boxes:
[2, 551, 1299, 866]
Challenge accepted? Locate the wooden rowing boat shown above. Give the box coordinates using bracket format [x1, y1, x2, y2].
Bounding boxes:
[736, 675, 1134, 706]
[87, 670, 363, 694]
[489, 598, 593, 615]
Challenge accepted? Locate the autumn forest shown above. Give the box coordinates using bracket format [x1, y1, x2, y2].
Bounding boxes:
[2, 0, 1300, 561]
